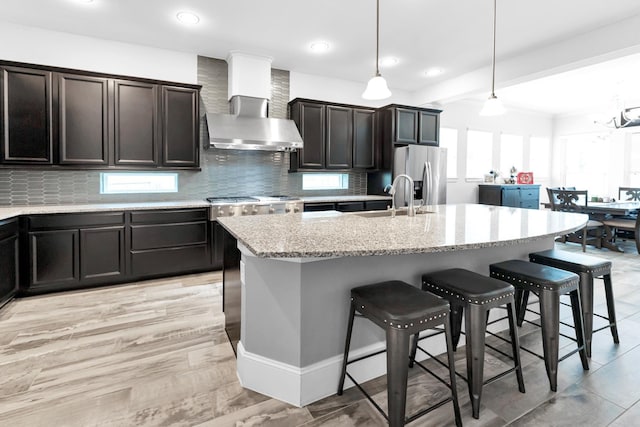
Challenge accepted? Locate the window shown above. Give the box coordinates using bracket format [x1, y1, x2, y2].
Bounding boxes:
[499, 134, 523, 176]
[630, 133, 640, 186]
[302, 173, 349, 190]
[564, 133, 610, 196]
[100, 173, 178, 194]
[466, 129, 493, 180]
[440, 127, 458, 179]
[529, 136, 551, 179]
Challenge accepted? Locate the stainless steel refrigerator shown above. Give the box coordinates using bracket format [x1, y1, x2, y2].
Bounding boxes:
[392, 145, 447, 206]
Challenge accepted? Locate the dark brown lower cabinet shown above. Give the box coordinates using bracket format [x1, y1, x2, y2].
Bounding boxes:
[128, 208, 210, 278]
[28, 229, 79, 289]
[0, 219, 19, 308]
[211, 221, 225, 270]
[303, 199, 391, 212]
[80, 226, 125, 282]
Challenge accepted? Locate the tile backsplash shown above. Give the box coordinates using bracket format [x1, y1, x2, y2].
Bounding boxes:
[0, 56, 367, 205]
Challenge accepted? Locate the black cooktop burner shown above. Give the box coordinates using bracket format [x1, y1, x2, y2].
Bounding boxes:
[206, 196, 259, 204]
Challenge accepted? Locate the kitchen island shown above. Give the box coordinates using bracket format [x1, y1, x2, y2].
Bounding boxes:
[217, 204, 588, 407]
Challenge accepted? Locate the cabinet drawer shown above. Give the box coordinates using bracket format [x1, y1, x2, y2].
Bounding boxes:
[365, 200, 391, 211]
[519, 190, 539, 201]
[27, 212, 125, 230]
[131, 221, 207, 250]
[336, 202, 365, 212]
[130, 244, 209, 277]
[129, 208, 208, 224]
[304, 203, 336, 212]
[519, 201, 539, 209]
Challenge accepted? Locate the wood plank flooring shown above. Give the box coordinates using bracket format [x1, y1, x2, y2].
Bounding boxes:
[1, 241, 640, 426]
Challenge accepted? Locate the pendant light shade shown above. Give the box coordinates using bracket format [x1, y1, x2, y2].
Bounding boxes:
[480, 0, 505, 116]
[362, 74, 392, 100]
[362, 0, 391, 100]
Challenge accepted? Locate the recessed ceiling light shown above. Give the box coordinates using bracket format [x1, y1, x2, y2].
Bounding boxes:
[309, 41, 330, 53]
[74, 0, 95, 3]
[424, 68, 444, 78]
[176, 11, 200, 25]
[379, 57, 399, 67]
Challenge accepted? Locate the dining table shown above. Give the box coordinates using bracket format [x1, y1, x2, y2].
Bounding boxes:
[579, 201, 640, 252]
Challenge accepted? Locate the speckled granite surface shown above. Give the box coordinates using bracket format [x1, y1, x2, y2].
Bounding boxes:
[218, 204, 589, 258]
[0, 200, 211, 221]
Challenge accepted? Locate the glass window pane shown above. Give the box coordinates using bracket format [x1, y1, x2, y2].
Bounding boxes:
[440, 127, 458, 179]
[302, 173, 349, 190]
[466, 130, 493, 180]
[529, 136, 550, 178]
[564, 133, 609, 197]
[100, 173, 178, 194]
[500, 134, 523, 176]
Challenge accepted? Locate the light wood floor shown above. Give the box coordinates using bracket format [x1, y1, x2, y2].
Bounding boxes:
[2, 241, 640, 426]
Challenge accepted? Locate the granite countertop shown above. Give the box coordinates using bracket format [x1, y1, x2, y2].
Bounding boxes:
[300, 195, 391, 203]
[0, 200, 211, 221]
[217, 203, 588, 258]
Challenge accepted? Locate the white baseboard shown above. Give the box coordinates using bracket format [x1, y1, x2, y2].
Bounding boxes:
[236, 334, 449, 407]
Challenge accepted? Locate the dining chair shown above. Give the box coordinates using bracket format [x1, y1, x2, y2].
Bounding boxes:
[618, 187, 640, 202]
[548, 189, 603, 252]
[603, 214, 640, 253]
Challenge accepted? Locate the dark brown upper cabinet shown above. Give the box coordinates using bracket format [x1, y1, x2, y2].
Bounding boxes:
[0, 60, 201, 169]
[326, 105, 352, 169]
[289, 98, 377, 172]
[0, 66, 53, 164]
[291, 101, 325, 169]
[380, 104, 441, 147]
[58, 74, 109, 165]
[161, 86, 199, 167]
[353, 108, 376, 169]
[114, 80, 159, 166]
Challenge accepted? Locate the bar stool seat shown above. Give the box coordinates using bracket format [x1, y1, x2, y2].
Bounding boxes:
[529, 249, 619, 356]
[337, 281, 462, 427]
[490, 260, 589, 392]
[412, 269, 525, 419]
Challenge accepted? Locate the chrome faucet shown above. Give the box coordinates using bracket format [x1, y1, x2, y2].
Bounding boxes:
[386, 174, 416, 217]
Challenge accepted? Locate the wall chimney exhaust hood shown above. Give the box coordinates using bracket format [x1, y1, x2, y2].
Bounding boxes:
[207, 52, 303, 152]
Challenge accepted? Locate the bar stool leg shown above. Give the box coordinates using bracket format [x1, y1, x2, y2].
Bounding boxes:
[516, 290, 529, 327]
[578, 272, 595, 357]
[337, 301, 356, 395]
[603, 274, 620, 344]
[507, 301, 526, 393]
[386, 328, 410, 427]
[450, 305, 464, 351]
[465, 304, 486, 419]
[569, 289, 590, 371]
[538, 290, 560, 391]
[444, 320, 463, 427]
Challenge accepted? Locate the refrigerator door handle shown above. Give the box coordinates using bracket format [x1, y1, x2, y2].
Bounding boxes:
[426, 161, 433, 205]
[421, 162, 428, 205]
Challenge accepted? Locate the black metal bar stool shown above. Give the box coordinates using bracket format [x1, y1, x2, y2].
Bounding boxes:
[337, 281, 462, 427]
[409, 269, 525, 419]
[528, 249, 619, 357]
[489, 260, 589, 391]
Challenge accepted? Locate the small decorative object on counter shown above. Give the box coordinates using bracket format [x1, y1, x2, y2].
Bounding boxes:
[517, 172, 534, 184]
[509, 166, 518, 184]
[489, 170, 500, 183]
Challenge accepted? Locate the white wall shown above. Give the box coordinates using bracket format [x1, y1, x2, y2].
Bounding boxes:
[289, 71, 413, 107]
[440, 100, 554, 203]
[0, 22, 197, 83]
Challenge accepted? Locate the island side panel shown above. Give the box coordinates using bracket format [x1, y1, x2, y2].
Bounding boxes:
[236, 236, 553, 407]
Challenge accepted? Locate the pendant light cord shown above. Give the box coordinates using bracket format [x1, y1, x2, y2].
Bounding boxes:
[490, 0, 497, 96]
[375, 0, 380, 76]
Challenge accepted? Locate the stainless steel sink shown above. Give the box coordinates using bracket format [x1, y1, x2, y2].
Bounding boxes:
[355, 208, 433, 218]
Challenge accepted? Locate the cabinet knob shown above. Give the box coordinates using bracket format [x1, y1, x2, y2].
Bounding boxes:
[293, 206, 300, 213]
[285, 207, 291, 213]
[269, 205, 275, 214]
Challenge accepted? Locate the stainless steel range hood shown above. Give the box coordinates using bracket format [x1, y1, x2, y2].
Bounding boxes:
[207, 95, 303, 152]
[206, 52, 303, 152]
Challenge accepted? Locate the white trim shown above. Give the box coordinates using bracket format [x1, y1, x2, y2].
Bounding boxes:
[236, 335, 446, 407]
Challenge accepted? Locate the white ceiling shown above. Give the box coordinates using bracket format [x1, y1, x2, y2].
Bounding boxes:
[4, 0, 640, 115]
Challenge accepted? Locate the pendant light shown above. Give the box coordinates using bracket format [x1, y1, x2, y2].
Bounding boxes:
[362, 0, 392, 100]
[480, 0, 506, 116]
